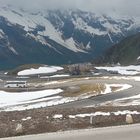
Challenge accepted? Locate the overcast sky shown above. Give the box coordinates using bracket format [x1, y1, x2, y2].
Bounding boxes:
[0, 0, 140, 17]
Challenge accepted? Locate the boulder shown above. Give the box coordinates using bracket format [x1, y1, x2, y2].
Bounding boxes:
[126, 114, 133, 124]
[15, 123, 23, 135]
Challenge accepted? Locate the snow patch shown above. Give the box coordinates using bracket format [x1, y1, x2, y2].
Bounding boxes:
[64, 38, 86, 53]
[18, 66, 63, 76]
[0, 89, 63, 109]
[102, 84, 132, 95]
[137, 56, 140, 60]
[8, 46, 18, 55]
[53, 114, 63, 119]
[96, 65, 140, 75]
[102, 76, 140, 81]
[22, 117, 32, 121]
[113, 110, 140, 116]
[0, 29, 5, 38]
[68, 111, 140, 118]
[49, 74, 70, 78]
[73, 17, 107, 36]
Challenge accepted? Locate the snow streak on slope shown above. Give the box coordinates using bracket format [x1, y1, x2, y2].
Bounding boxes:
[0, 29, 5, 39]
[72, 16, 107, 36]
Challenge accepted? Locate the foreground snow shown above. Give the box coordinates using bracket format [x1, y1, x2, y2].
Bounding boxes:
[72, 110, 140, 118]
[96, 65, 140, 75]
[0, 89, 63, 111]
[0, 82, 132, 112]
[18, 66, 63, 76]
[102, 84, 132, 95]
[105, 93, 140, 106]
[102, 76, 140, 82]
[53, 110, 140, 119]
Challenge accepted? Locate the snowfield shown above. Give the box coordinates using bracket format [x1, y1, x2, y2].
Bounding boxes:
[0, 89, 63, 111]
[18, 66, 63, 76]
[0, 83, 132, 112]
[105, 93, 140, 106]
[96, 65, 140, 75]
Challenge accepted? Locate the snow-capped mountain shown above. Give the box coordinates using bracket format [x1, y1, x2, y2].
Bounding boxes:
[0, 5, 140, 69]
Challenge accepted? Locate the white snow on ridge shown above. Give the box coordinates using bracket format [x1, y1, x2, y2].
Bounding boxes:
[18, 66, 63, 76]
[0, 7, 35, 31]
[73, 17, 107, 36]
[96, 65, 140, 75]
[102, 21, 121, 34]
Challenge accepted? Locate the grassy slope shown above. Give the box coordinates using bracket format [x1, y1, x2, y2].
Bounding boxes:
[104, 33, 140, 65]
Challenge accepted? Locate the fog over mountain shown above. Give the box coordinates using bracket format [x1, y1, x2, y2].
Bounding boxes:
[0, 0, 140, 17]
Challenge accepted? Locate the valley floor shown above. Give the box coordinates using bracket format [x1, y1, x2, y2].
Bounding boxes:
[0, 65, 140, 138]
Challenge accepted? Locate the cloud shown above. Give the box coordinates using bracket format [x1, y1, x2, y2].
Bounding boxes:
[0, 0, 140, 17]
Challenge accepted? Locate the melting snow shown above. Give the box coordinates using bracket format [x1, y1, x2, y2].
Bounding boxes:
[0, 77, 132, 112]
[18, 66, 63, 76]
[40, 74, 70, 78]
[102, 84, 132, 95]
[96, 65, 140, 75]
[113, 110, 140, 115]
[68, 111, 140, 118]
[102, 76, 140, 82]
[22, 117, 32, 121]
[53, 114, 63, 119]
[0, 89, 63, 109]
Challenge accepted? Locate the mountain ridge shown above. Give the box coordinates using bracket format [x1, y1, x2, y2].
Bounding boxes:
[0, 6, 140, 69]
[95, 32, 140, 65]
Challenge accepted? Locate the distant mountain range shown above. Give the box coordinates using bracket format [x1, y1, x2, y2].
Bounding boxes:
[0, 5, 140, 69]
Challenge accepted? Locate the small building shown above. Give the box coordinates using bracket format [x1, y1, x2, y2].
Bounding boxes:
[4, 81, 27, 88]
